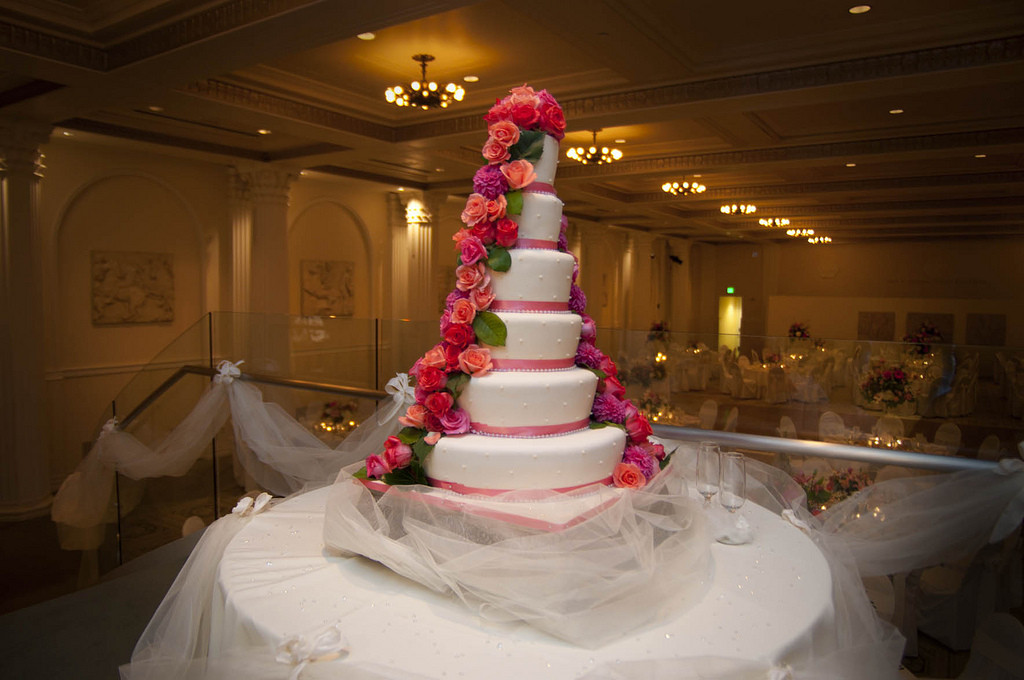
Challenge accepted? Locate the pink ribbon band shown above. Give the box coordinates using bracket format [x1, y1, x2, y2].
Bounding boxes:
[426, 475, 613, 498]
[490, 300, 569, 312]
[489, 357, 575, 370]
[470, 417, 590, 437]
[522, 182, 556, 196]
[515, 237, 558, 250]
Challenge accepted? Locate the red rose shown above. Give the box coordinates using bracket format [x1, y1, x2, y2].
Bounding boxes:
[472, 221, 496, 245]
[624, 410, 653, 444]
[416, 366, 447, 392]
[539, 104, 565, 139]
[382, 436, 413, 470]
[442, 342, 463, 372]
[599, 354, 618, 377]
[511, 102, 540, 128]
[424, 391, 454, 416]
[444, 323, 475, 348]
[599, 376, 626, 399]
[495, 217, 519, 247]
[423, 413, 444, 433]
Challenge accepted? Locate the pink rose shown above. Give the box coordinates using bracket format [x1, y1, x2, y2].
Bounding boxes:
[470, 284, 495, 311]
[508, 84, 539, 108]
[482, 138, 511, 165]
[461, 194, 489, 226]
[444, 323, 475, 348]
[440, 407, 471, 435]
[598, 354, 618, 378]
[459, 235, 488, 266]
[399, 403, 428, 429]
[452, 228, 473, 249]
[612, 462, 646, 490]
[486, 195, 507, 221]
[458, 344, 493, 377]
[424, 391, 454, 416]
[450, 298, 477, 325]
[500, 160, 537, 190]
[484, 99, 513, 125]
[439, 309, 452, 336]
[495, 217, 518, 248]
[424, 431, 442, 446]
[365, 454, 390, 479]
[421, 344, 447, 370]
[382, 436, 413, 470]
[417, 366, 447, 393]
[455, 262, 489, 291]
[641, 440, 667, 461]
[488, 120, 520, 147]
[624, 409, 653, 444]
[471, 221, 496, 245]
[579, 314, 597, 342]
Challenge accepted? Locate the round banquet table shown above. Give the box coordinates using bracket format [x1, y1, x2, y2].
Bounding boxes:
[213, 486, 835, 679]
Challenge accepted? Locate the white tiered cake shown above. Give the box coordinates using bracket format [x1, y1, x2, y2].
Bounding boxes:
[362, 85, 663, 495]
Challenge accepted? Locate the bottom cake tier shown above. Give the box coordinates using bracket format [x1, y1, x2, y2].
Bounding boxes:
[424, 426, 626, 494]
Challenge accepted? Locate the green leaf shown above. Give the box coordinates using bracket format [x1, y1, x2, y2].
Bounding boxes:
[487, 246, 512, 272]
[447, 372, 470, 399]
[585, 366, 608, 381]
[505, 190, 523, 216]
[352, 466, 368, 479]
[473, 311, 508, 347]
[510, 129, 546, 163]
[383, 465, 423, 486]
[411, 439, 435, 465]
[590, 420, 625, 431]
[397, 427, 424, 445]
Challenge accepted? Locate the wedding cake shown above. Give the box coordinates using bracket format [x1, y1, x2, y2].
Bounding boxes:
[361, 85, 665, 494]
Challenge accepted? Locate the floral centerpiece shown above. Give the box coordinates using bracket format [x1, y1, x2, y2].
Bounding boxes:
[859, 362, 915, 411]
[358, 85, 667, 490]
[315, 399, 360, 436]
[788, 322, 810, 339]
[647, 321, 670, 344]
[635, 390, 675, 424]
[793, 468, 874, 515]
[903, 321, 943, 356]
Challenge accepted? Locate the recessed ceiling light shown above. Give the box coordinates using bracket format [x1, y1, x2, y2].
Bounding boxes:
[463, 75, 479, 83]
[435, 167, 445, 172]
[61, 130, 73, 137]
[357, 32, 375, 40]
[693, 174, 702, 178]
[848, 5, 871, 14]
[257, 129, 271, 135]
[299, 170, 308, 176]
[397, 187, 405, 192]
[614, 138, 626, 144]
[845, 163, 857, 167]
[974, 153, 987, 158]
[889, 108, 904, 115]
[147, 105, 164, 112]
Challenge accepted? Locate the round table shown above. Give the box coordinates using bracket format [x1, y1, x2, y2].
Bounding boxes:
[214, 486, 834, 679]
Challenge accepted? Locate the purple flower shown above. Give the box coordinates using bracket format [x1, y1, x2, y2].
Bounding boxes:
[592, 392, 626, 423]
[569, 284, 587, 313]
[558, 215, 569, 251]
[445, 288, 469, 309]
[575, 342, 602, 369]
[622, 445, 658, 480]
[440, 407, 471, 435]
[472, 165, 509, 199]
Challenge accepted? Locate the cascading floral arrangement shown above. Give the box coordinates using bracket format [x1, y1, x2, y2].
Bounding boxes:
[788, 322, 810, 339]
[859, 362, 915, 410]
[359, 85, 665, 489]
[903, 321, 943, 356]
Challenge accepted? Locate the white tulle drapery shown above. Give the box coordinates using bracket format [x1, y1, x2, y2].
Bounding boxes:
[85, 366, 1024, 679]
[51, 362, 410, 550]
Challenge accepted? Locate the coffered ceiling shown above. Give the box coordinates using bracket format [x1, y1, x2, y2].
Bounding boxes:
[2, 0, 1023, 243]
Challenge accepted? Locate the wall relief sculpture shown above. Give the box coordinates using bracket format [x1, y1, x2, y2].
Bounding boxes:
[91, 251, 174, 325]
[300, 259, 354, 317]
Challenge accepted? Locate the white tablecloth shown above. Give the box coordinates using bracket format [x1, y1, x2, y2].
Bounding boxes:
[214, 486, 835, 679]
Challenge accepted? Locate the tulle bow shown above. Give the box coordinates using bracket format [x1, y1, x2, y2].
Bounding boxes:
[377, 372, 415, 424]
[231, 491, 273, 517]
[276, 624, 348, 680]
[214, 359, 245, 384]
[99, 417, 119, 438]
[782, 509, 812, 533]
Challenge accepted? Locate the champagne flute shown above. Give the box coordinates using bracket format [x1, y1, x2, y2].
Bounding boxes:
[696, 442, 720, 507]
[719, 451, 747, 513]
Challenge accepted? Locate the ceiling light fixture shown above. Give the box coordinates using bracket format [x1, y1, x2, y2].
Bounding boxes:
[974, 154, 987, 158]
[720, 204, 757, 215]
[808, 235, 832, 244]
[385, 54, 465, 110]
[759, 217, 790, 228]
[662, 180, 706, 196]
[848, 5, 871, 14]
[889, 108, 904, 114]
[257, 129, 271, 135]
[566, 130, 623, 165]
[845, 163, 857, 167]
[786, 228, 815, 237]
[357, 32, 375, 40]
[463, 75, 479, 83]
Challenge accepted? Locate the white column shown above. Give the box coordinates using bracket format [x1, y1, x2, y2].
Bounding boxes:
[390, 191, 437, 321]
[0, 120, 52, 519]
[248, 167, 294, 315]
[227, 167, 252, 313]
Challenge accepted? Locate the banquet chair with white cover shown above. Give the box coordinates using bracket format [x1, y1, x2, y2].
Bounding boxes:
[818, 411, 846, 441]
[750, 349, 760, 364]
[764, 365, 788, 404]
[978, 435, 1003, 461]
[873, 415, 905, 441]
[933, 422, 962, 455]
[722, 406, 738, 432]
[737, 355, 750, 369]
[902, 613, 1024, 680]
[698, 399, 718, 430]
[776, 415, 797, 438]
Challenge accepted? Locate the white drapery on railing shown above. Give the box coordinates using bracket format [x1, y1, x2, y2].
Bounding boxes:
[50, 361, 410, 550]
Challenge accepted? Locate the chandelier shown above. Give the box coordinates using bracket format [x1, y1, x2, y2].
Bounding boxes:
[759, 217, 790, 228]
[721, 204, 756, 215]
[566, 130, 623, 165]
[807, 235, 832, 244]
[662, 180, 706, 196]
[385, 54, 465, 110]
[786, 228, 814, 237]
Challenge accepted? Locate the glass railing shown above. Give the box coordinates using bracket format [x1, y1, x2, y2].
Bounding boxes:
[82, 314, 1023, 574]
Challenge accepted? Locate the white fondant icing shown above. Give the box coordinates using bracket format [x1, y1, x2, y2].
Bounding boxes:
[490, 250, 574, 303]
[425, 426, 626, 490]
[459, 368, 596, 428]
[513, 192, 563, 243]
[531, 134, 559, 185]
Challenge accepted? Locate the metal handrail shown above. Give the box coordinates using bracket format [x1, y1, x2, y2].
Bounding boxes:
[651, 424, 1000, 473]
[118, 364, 388, 430]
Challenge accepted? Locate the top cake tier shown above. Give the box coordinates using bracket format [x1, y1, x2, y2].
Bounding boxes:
[531, 135, 560, 186]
